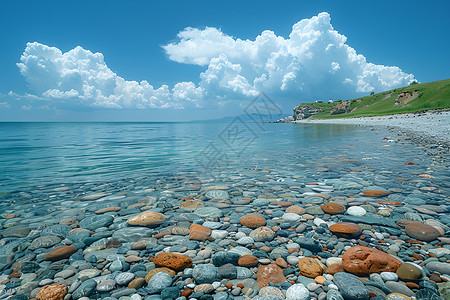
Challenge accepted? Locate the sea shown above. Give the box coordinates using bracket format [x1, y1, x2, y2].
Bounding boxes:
[0, 121, 447, 196]
[0, 121, 449, 299]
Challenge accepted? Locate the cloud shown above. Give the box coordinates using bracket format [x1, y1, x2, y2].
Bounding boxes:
[164, 12, 415, 99]
[0, 102, 11, 109]
[15, 12, 415, 109]
[16, 42, 201, 109]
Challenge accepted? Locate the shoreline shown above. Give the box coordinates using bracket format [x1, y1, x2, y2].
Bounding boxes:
[294, 111, 450, 142]
[295, 111, 450, 158]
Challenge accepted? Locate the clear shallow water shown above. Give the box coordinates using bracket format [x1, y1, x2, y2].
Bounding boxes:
[0, 121, 448, 196]
[1, 121, 450, 299]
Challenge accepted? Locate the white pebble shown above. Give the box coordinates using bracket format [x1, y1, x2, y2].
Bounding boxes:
[286, 283, 310, 300]
[211, 230, 228, 239]
[283, 213, 301, 222]
[374, 232, 384, 240]
[328, 284, 338, 290]
[287, 256, 300, 265]
[313, 218, 326, 227]
[237, 237, 254, 245]
[347, 206, 366, 216]
[235, 232, 246, 239]
[212, 281, 221, 289]
[307, 282, 319, 292]
[380, 272, 398, 281]
[326, 257, 342, 267]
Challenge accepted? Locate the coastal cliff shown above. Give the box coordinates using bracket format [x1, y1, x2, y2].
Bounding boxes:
[289, 79, 450, 120]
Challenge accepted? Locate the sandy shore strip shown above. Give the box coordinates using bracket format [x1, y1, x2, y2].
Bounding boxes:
[295, 111, 450, 142]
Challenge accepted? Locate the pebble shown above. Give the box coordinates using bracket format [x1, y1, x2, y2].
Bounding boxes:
[147, 272, 173, 292]
[346, 206, 366, 216]
[286, 283, 310, 300]
[2, 137, 450, 300]
[381, 272, 399, 281]
[333, 272, 369, 300]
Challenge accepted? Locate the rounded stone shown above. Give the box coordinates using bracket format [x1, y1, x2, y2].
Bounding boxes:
[376, 201, 404, 206]
[28, 236, 61, 250]
[321, 203, 345, 215]
[127, 211, 166, 226]
[238, 255, 259, 267]
[195, 206, 223, 218]
[94, 206, 121, 214]
[327, 264, 344, 275]
[256, 263, 286, 288]
[194, 283, 214, 294]
[80, 214, 114, 230]
[145, 268, 176, 283]
[347, 206, 366, 216]
[147, 272, 172, 292]
[205, 190, 229, 200]
[44, 246, 77, 261]
[386, 293, 412, 300]
[192, 264, 220, 284]
[96, 279, 116, 292]
[259, 286, 284, 298]
[161, 287, 181, 299]
[72, 279, 97, 299]
[405, 223, 440, 242]
[250, 227, 275, 242]
[153, 252, 193, 271]
[396, 263, 422, 281]
[426, 261, 450, 275]
[239, 215, 266, 228]
[385, 281, 414, 297]
[286, 283, 310, 300]
[282, 213, 301, 222]
[333, 272, 369, 300]
[128, 278, 145, 289]
[189, 224, 212, 241]
[286, 205, 306, 215]
[179, 200, 203, 211]
[36, 283, 67, 300]
[342, 246, 401, 276]
[115, 272, 135, 285]
[329, 222, 362, 238]
[363, 190, 390, 197]
[298, 257, 323, 278]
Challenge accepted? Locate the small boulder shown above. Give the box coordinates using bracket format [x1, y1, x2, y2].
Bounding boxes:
[342, 245, 401, 276]
[127, 211, 166, 226]
[298, 257, 323, 278]
[153, 252, 192, 271]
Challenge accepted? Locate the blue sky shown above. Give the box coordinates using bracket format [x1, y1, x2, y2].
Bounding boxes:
[0, 0, 449, 121]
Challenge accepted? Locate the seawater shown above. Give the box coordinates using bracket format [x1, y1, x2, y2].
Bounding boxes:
[0, 122, 447, 196]
[0, 121, 449, 299]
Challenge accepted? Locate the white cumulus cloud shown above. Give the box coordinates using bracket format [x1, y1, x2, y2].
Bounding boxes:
[164, 12, 415, 99]
[16, 42, 201, 109]
[14, 12, 415, 109]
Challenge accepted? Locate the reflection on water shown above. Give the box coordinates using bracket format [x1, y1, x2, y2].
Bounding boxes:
[0, 122, 445, 194]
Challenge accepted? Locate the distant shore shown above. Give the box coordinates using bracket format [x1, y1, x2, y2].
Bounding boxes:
[295, 111, 450, 142]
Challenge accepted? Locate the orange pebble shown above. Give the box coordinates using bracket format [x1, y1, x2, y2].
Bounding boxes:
[315, 276, 326, 284]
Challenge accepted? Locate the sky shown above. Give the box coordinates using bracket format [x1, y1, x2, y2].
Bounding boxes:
[0, 0, 449, 122]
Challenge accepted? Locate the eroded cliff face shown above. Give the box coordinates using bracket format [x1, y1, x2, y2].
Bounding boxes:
[395, 90, 419, 106]
[331, 100, 351, 115]
[293, 105, 323, 120]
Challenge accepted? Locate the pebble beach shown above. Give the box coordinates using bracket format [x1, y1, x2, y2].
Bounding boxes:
[0, 120, 449, 300]
[295, 111, 450, 146]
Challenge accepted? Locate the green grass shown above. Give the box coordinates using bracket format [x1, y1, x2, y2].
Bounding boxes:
[296, 78, 450, 119]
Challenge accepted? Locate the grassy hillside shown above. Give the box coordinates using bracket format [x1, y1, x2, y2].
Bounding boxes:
[298, 79, 450, 119]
